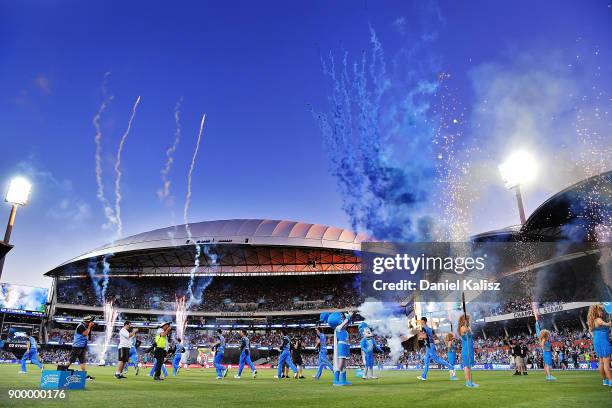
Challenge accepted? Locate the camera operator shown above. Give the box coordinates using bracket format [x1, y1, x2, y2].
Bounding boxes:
[291, 336, 305, 379]
[66, 315, 95, 380]
[115, 321, 137, 379]
[153, 321, 171, 381]
[511, 340, 526, 375]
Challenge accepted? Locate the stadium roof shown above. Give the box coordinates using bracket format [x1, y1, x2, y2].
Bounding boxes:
[472, 171, 611, 242]
[521, 170, 611, 235]
[47, 219, 366, 274]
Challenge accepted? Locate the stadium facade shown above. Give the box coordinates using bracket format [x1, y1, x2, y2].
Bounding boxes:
[45, 219, 366, 323]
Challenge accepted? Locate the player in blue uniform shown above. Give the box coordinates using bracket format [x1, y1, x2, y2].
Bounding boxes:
[538, 328, 556, 381]
[172, 338, 186, 376]
[235, 330, 257, 379]
[19, 335, 43, 373]
[275, 329, 298, 379]
[445, 332, 458, 380]
[417, 317, 455, 381]
[587, 304, 612, 386]
[212, 329, 228, 379]
[458, 315, 478, 388]
[314, 326, 333, 380]
[124, 337, 141, 375]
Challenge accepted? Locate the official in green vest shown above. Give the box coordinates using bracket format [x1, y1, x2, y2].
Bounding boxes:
[153, 321, 172, 381]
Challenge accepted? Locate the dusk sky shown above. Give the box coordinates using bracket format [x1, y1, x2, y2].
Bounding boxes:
[1, 1, 610, 287]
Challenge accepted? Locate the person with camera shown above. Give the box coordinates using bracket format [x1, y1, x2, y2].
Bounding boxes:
[291, 336, 305, 379]
[66, 315, 95, 380]
[153, 321, 172, 381]
[115, 320, 137, 379]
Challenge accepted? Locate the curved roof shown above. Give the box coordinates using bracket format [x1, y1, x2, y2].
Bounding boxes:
[56, 219, 367, 267]
[521, 170, 611, 234]
[472, 171, 611, 242]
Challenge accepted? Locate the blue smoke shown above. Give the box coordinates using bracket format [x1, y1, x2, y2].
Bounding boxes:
[87, 253, 113, 304]
[186, 244, 214, 307]
[87, 258, 103, 303]
[313, 26, 443, 241]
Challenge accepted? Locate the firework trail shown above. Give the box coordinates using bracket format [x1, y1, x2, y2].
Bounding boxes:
[174, 296, 188, 341]
[159, 97, 184, 202]
[183, 114, 206, 240]
[181, 114, 207, 307]
[93, 72, 117, 229]
[186, 244, 201, 307]
[114, 95, 141, 238]
[87, 258, 103, 302]
[101, 254, 112, 300]
[100, 300, 118, 364]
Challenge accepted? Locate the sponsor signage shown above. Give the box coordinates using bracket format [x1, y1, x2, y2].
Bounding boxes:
[40, 370, 86, 390]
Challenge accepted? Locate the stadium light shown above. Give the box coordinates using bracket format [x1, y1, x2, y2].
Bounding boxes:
[0, 176, 32, 279]
[5, 176, 32, 206]
[498, 151, 537, 225]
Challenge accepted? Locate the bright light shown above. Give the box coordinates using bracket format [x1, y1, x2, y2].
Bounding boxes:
[5, 177, 32, 206]
[498, 151, 537, 188]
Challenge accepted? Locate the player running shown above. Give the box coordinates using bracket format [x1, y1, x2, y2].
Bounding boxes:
[275, 329, 298, 379]
[314, 327, 333, 380]
[235, 330, 257, 379]
[172, 338, 186, 376]
[212, 329, 228, 379]
[19, 334, 43, 374]
[587, 304, 611, 386]
[417, 317, 456, 381]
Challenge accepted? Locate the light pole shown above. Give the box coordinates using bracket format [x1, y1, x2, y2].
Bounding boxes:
[0, 176, 32, 279]
[498, 151, 537, 225]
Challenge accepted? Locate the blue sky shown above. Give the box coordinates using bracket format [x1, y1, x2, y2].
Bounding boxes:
[0, 1, 610, 287]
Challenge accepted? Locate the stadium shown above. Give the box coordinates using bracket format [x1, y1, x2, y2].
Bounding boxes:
[0, 173, 610, 407]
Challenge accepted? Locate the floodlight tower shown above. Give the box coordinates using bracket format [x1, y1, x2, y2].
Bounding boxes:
[498, 151, 537, 225]
[0, 177, 32, 279]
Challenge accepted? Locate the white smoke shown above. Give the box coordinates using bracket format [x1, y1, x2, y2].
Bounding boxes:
[183, 113, 206, 240]
[113, 95, 141, 238]
[159, 97, 184, 202]
[454, 49, 611, 234]
[93, 72, 117, 230]
[358, 300, 414, 362]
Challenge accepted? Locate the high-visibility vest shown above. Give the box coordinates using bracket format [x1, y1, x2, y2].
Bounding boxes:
[155, 334, 166, 349]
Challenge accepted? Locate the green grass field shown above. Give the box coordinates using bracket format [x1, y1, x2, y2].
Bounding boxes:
[0, 365, 609, 408]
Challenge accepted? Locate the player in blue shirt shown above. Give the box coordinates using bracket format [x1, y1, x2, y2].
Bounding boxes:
[314, 327, 333, 380]
[124, 337, 141, 375]
[18, 335, 43, 373]
[235, 330, 257, 379]
[212, 329, 228, 379]
[275, 329, 298, 379]
[65, 315, 95, 380]
[172, 338, 186, 376]
[417, 317, 455, 381]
